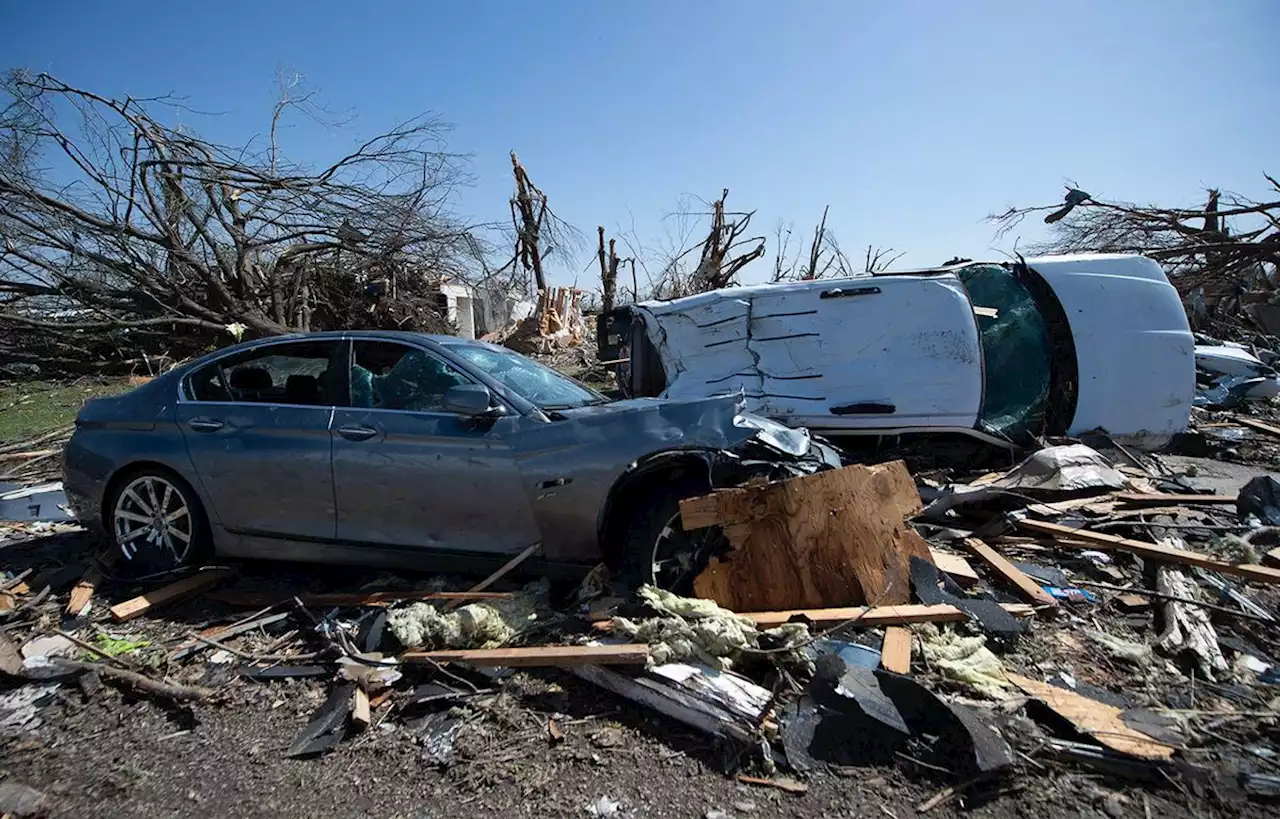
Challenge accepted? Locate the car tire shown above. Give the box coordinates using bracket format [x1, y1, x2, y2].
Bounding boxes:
[106, 466, 211, 576]
[617, 477, 725, 596]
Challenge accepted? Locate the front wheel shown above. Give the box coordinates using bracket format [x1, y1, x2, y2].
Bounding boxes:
[107, 468, 209, 574]
[617, 480, 727, 596]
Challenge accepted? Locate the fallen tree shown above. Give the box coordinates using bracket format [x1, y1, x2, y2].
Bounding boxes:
[0, 71, 481, 374]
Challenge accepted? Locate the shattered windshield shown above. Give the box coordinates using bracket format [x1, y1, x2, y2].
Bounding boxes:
[956, 264, 1053, 439]
[446, 343, 604, 409]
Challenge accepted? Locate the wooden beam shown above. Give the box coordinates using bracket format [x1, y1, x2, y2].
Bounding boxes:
[1115, 492, 1236, 505]
[880, 627, 912, 673]
[1234, 416, 1280, 439]
[109, 568, 235, 622]
[401, 644, 650, 668]
[961, 538, 1059, 607]
[1016, 518, 1280, 585]
[206, 589, 516, 608]
[729, 602, 1035, 629]
[929, 548, 979, 587]
[1007, 674, 1175, 760]
[66, 566, 101, 617]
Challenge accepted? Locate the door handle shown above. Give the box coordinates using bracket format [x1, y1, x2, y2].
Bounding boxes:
[337, 425, 379, 442]
[187, 418, 224, 432]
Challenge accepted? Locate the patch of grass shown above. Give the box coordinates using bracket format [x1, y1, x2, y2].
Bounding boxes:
[0, 377, 133, 444]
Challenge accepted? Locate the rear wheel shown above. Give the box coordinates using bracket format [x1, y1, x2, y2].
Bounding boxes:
[108, 468, 209, 574]
[618, 479, 727, 596]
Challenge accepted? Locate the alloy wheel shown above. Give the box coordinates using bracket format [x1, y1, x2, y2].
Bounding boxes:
[648, 512, 724, 595]
[112, 475, 194, 566]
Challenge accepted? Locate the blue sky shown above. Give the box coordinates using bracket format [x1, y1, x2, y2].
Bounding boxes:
[4, 1, 1277, 288]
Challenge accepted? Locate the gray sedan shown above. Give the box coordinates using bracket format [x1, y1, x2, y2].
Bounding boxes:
[64, 331, 838, 591]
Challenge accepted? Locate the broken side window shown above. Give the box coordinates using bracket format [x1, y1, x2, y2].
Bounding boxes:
[349, 341, 472, 413]
[955, 264, 1052, 439]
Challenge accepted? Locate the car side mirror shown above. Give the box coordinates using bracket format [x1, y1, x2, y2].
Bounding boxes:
[443, 384, 503, 418]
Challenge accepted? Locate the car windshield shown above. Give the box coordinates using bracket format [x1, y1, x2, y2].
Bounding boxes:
[955, 264, 1053, 439]
[446, 343, 605, 409]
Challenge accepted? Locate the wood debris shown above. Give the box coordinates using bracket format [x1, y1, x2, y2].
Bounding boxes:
[680, 461, 932, 609]
[961, 538, 1059, 607]
[880, 626, 912, 674]
[1006, 674, 1175, 760]
[401, 644, 650, 667]
[1016, 518, 1280, 584]
[109, 567, 236, 622]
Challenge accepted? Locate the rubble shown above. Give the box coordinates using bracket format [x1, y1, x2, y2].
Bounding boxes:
[8, 355, 1280, 814]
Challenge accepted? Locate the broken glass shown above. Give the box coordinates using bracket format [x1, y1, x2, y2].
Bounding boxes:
[956, 264, 1052, 439]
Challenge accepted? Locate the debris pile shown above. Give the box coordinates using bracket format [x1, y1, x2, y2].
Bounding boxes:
[6, 411, 1280, 811]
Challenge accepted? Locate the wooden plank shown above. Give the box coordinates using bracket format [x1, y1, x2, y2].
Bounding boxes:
[961, 538, 1059, 607]
[929, 548, 979, 587]
[1007, 673, 1175, 760]
[401, 644, 650, 668]
[880, 626, 912, 674]
[1016, 518, 1280, 585]
[206, 589, 516, 608]
[1116, 492, 1236, 505]
[1115, 593, 1151, 612]
[681, 461, 931, 610]
[109, 568, 235, 623]
[66, 566, 101, 617]
[732, 602, 1034, 629]
[168, 611, 293, 662]
[444, 541, 541, 610]
[1234, 416, 1280, 439]
[350, 688, 371, 731]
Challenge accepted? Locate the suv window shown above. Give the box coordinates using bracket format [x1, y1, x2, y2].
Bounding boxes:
[348, 340, 473, 412]
[186, 341, 338, 406]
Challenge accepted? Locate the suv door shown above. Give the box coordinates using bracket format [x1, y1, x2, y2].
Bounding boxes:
[329, 338, 540, 555]
[176, 339, 342, 540]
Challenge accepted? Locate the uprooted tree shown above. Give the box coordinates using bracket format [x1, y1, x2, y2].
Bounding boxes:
[991, 177, 1280, 332]
[0, 71, 484, 374]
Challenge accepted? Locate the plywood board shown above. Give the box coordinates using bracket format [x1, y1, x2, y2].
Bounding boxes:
[682, 461, 931, 610]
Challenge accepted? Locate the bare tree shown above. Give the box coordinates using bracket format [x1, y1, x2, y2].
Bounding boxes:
[596, 225, 628, 314]
[645, 189, 765, 298]
[507, 151, 580, 294]
[0, 72, 483, 372]
[771, 206, 874, 282]
[991, 179, 1280, 291]
[863, 244, 906, 273]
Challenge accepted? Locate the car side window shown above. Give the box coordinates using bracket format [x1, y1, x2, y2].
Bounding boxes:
[349, 341, 472, 412]
[185, 341, 338, 406]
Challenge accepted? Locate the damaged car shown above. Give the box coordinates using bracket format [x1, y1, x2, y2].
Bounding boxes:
[603, 253, 1196, 450]
[63, 332, 841, 590]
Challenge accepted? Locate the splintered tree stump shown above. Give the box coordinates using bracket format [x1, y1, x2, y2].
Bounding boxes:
[680, 460, 932, 611]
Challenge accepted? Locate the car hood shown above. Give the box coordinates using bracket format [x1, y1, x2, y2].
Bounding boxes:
[1027, 254, 1195, 445]
[553, 396, 817, 458]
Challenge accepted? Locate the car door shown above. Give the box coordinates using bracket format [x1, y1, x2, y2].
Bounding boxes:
[329, 338, 540, 555]
[176, 339, 341, 541]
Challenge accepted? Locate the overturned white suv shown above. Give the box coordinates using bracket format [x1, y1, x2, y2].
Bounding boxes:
[604, 254, 1195, 450]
